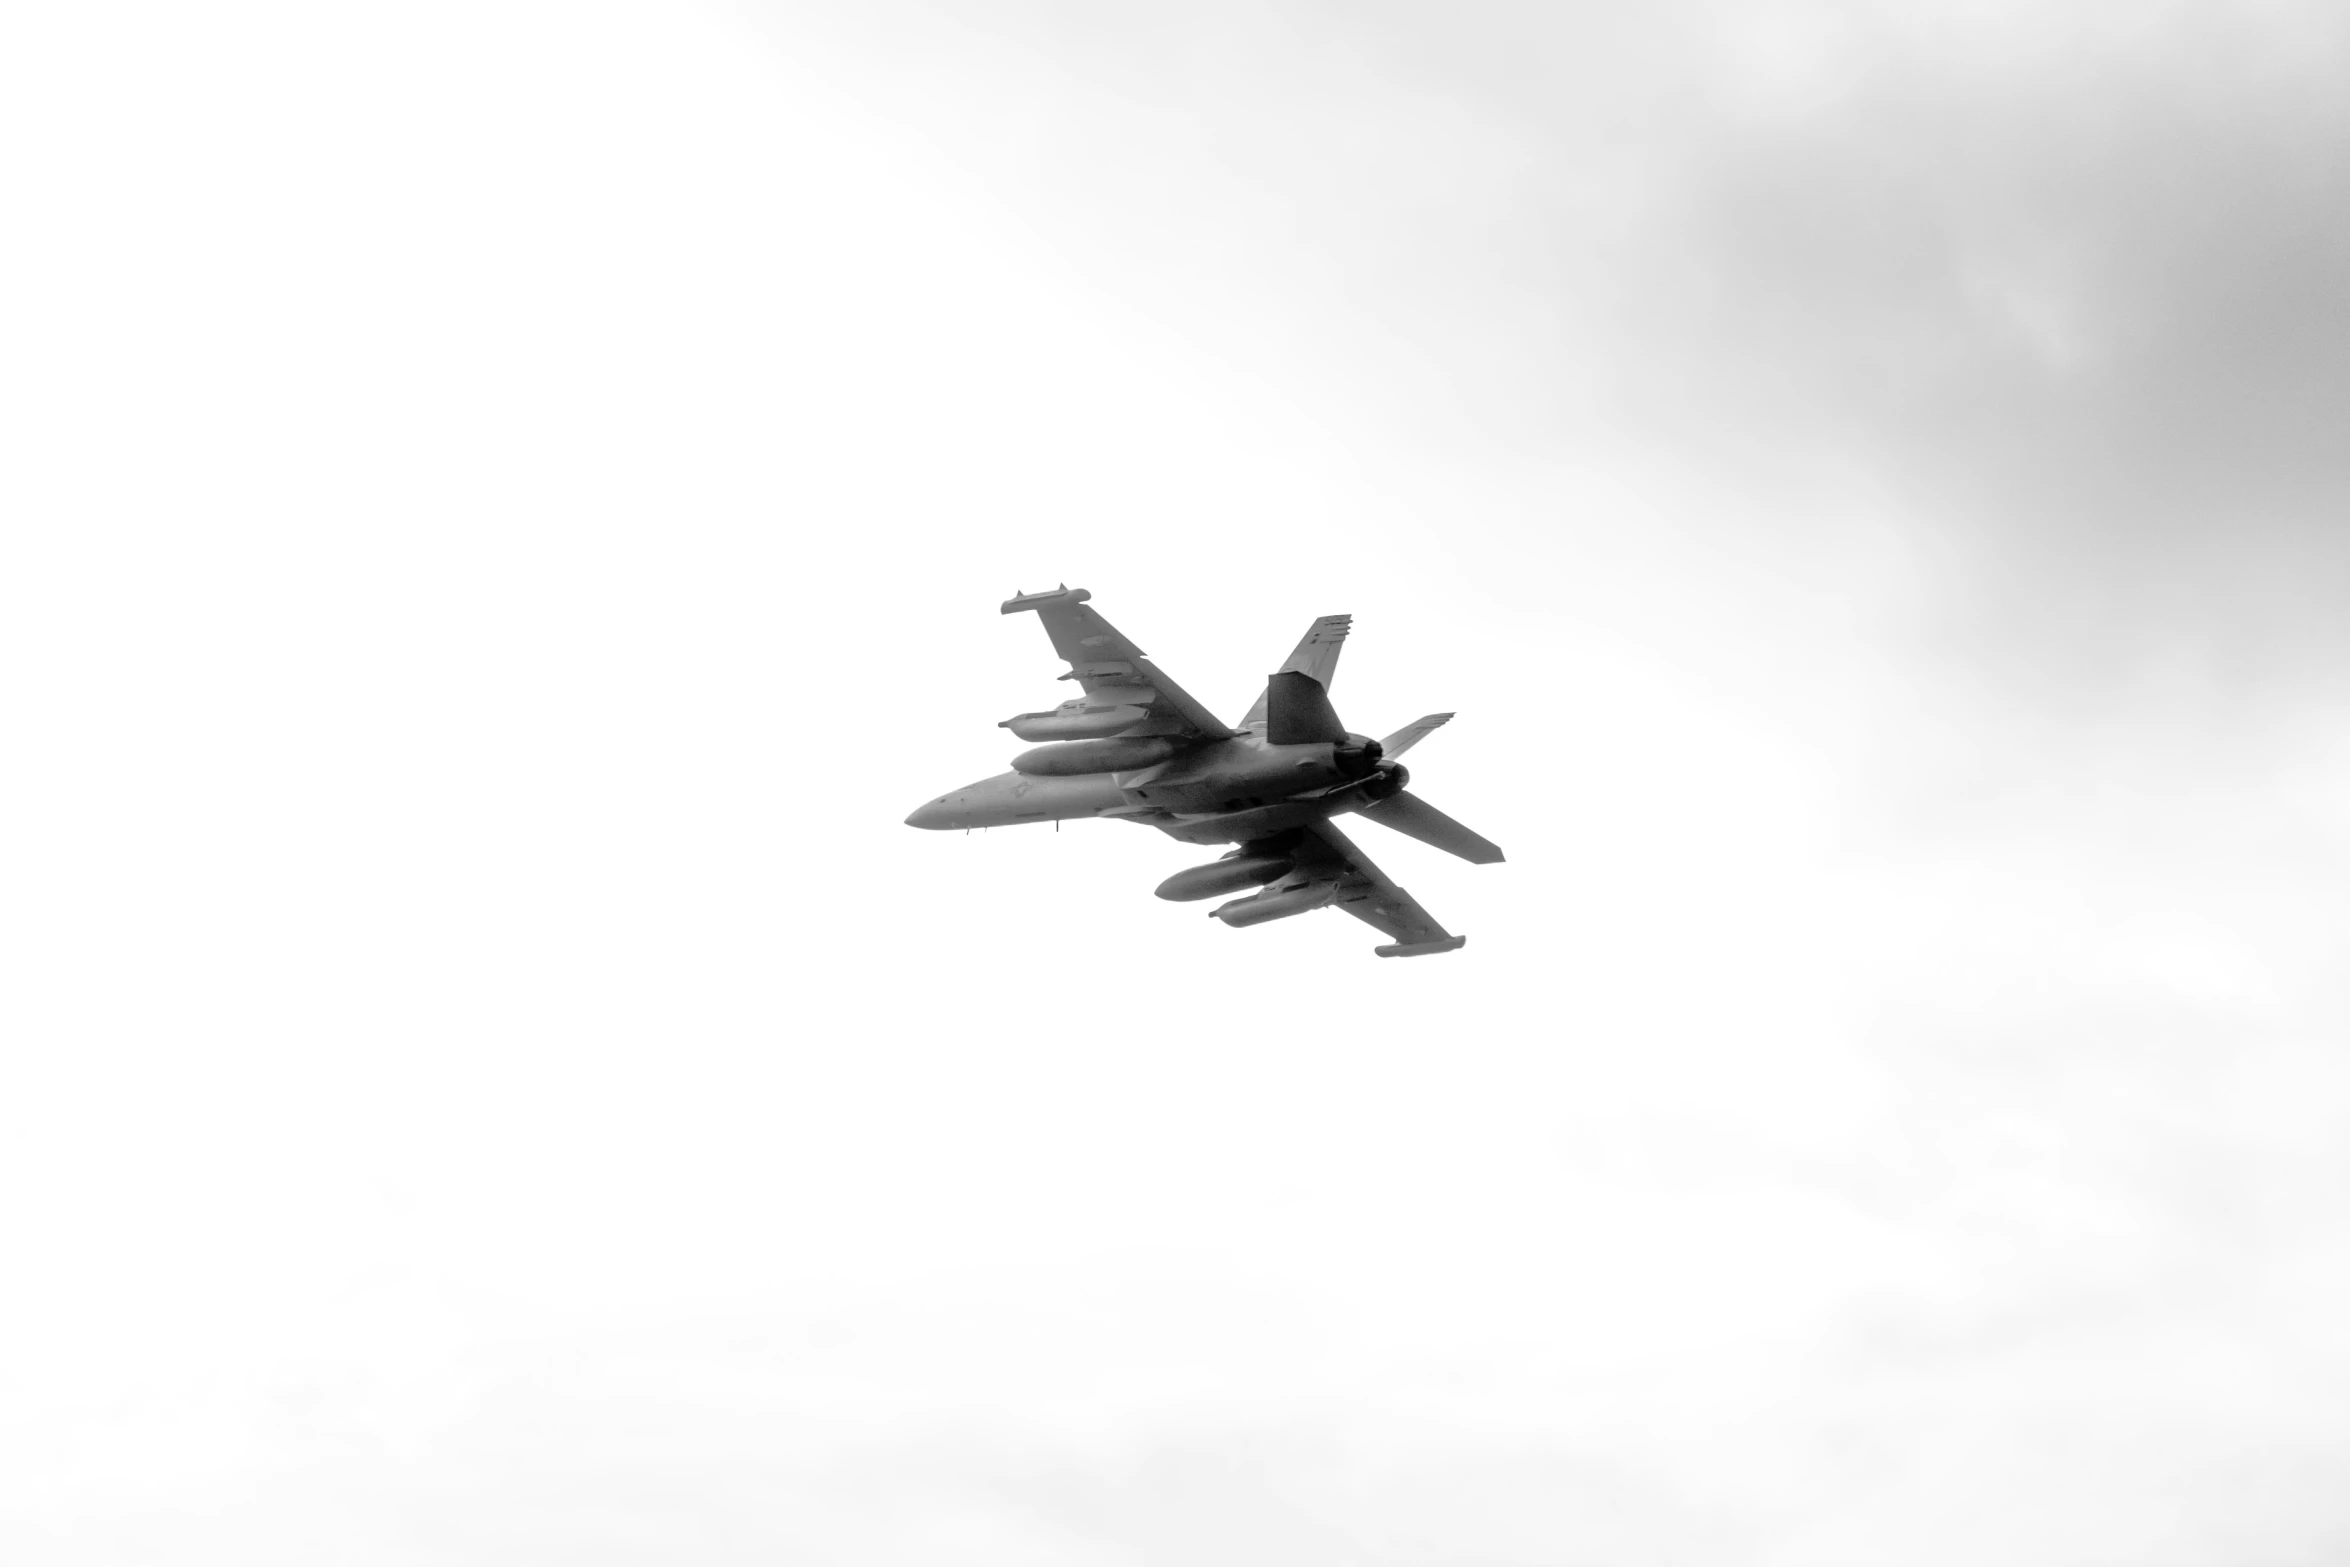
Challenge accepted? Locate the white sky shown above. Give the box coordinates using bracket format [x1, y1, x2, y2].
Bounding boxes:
[4, 2, 2347, 1562]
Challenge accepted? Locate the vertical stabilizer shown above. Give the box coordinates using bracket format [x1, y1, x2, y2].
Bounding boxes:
[1263, 671, 1349, 745]
[1241, 614, 1351, 729]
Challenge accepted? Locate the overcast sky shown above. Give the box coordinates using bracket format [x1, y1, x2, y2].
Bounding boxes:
[5, 2, 2347, 1562]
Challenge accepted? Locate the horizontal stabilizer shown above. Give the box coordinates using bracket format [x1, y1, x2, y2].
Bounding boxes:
[1378, 713, 1453, 759]
[1264, 670, 1348, 746]
[1355, 790, 1504, 864]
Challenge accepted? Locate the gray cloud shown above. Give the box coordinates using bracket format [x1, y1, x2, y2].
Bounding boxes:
[1633, 9, 2350, 684]
[820, 0, 2350, 686]
[11, 4, 2347, 1563]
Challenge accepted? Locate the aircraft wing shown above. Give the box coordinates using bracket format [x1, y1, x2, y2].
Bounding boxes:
[1294, 819, 1468, 957]
[1001, 587, 1234, 740]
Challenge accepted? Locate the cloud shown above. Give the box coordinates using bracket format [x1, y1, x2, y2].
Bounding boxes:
[7, 3, 2349, 1564]
[1635, 3, 2350, 681]
[802, 0, 2350, 684]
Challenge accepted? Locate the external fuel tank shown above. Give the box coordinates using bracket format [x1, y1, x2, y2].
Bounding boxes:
[1011, 736, 1180, 777]
[1153, 854, 1290, 902]
[1209, 881, 1337, 927]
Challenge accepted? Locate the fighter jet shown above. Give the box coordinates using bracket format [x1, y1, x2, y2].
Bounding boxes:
[904, 586, 1503, 957]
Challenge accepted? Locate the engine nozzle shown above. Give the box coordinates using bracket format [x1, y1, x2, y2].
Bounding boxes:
[1332, 733, 1385, 779]
[1358, 760, 1409, 802]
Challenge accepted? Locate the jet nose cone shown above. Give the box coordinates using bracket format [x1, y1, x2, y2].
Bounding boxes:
[905, 798, 951, 830]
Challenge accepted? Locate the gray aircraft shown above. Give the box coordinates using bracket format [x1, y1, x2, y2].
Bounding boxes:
[905, 586, 1503, 956]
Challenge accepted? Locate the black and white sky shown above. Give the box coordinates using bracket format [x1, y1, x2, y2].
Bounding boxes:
[4, 2, 2347, 1562]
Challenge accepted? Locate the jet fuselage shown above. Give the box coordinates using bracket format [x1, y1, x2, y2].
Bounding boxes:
[904, 731, 1400, 845]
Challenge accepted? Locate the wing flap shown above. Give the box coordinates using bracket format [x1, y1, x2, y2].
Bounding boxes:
[1294, 820, 1466, 956]
[1001, 587, 1233, 741]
